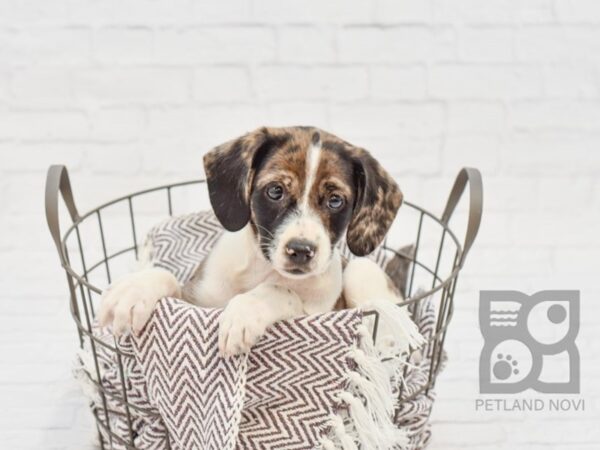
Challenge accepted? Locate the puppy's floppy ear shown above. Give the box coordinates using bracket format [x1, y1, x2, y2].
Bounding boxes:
[203, 128, 271, 231]
[347, 149, 403, 256]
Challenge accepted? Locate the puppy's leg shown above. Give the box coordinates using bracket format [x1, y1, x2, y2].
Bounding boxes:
[344, 258, 424, 356]
[218, 283, 303, 356]
[98, 268, 181, 336]
[343, 257, 401, 308]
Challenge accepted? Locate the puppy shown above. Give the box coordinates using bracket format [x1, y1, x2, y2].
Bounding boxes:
[99, 126, 404, 356]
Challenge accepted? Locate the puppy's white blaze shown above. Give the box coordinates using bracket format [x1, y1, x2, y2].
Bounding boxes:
[300, 141, 322, 212]
[271, 139, 333, 278]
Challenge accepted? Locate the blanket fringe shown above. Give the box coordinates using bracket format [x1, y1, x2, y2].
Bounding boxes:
[73, 348, 101, 404]
[319, 436, 337, 450]
[322, 301, 422, 449]
[330, 415, 359, 450]
[366, 299, 426, 357]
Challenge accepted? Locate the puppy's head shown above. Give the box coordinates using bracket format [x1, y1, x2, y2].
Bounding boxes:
[204, 126, 402, 279]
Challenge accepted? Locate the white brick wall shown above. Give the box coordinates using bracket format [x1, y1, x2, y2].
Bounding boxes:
[1, 1, 599, 448]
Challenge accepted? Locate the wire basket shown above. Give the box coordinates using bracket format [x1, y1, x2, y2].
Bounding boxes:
[45, 165, 482, 449]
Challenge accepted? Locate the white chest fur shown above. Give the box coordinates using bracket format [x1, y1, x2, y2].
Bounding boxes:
[188, 226, 342, 314]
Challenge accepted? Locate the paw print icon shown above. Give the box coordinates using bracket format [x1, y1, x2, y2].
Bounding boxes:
[479, 290, 580, 394]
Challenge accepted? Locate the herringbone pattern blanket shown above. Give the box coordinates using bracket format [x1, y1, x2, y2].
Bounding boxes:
[76, 212, 440, 449]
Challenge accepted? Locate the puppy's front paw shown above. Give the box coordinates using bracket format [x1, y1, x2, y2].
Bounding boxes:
[98, 268, 180, 336]
[218, 293, 268, 357]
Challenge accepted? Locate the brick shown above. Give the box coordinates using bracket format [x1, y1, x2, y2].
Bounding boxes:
[251, 0, 373, 24]
[359, 136, 442, 175]
[442, 135, 502, 175]
[434, 1, 552, 25]
[516, 26, 571, 62]
[459, 27, 513, 62]
[94, 27, 153, 64]
[68, 0, 193, 25]
[433, 0, 515, 24]
[84, 144, 143, 174]
[1, 401, 79, 431]
[0, 143, 84, 172]
[480, 177, 539, 212]
[0, 257, 67, 299]
[3, 174, 50, 214]
[0, 298, 64, 317]
[9, 69, 73, 106]
[0, 73, 8, 101]
[538, 176, 593, 211]
[154, 27, 275, 64]
[193, 105, 269, 143]
[447, 102, 506, 133]
[0, 382, 83, 409]
[188, 0, 253, 24]
[469, 211, 511, 245]
[556, 0, 600, 23]
[511, 419, 600, 444]
[0, 0, 69, 26]
[255, 66, 368, 101]
[564, 27, 600, 61]
[338, 26, 456, 63]
[140, 140, 206, 178]
[0, 360, 71, 384]
[193, 67, 252, 103]
[433, 422, 506, 445]
[277, 27, 336, 63]
[146, 106, 198, 140]
[511, 100, 600, 131]
[429, 64, 542, 99]
[432, 399, 497, 423]
[370, 66, 427, 100]
[595, 179, 600, 210]
[265, 102, 330, 129]
[0, 28, 90, 65]
[503, 133, 600, 175]
[330, 103, 445, 139]
[73, 68, 189, 104]
[0, 110, 89, 140]
[543, 66, 599, 98]
[468, 246, 553, 276]
[514, 0, 556, 24]
[519, 26, 600, 63]
[90, 107, 145, 141]
[509, 211, 600, 246]
[554, 248, 600, 275]
[373, 0, 432, 23]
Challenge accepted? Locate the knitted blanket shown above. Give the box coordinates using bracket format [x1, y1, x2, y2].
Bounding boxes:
[76, 212, 441, 450]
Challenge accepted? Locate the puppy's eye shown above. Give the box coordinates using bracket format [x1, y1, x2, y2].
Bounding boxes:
[266, 184, 285, 201]
[327, 194, 345, 210]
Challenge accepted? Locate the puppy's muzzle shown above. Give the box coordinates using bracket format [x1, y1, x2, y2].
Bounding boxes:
[285, 239, 316, 266]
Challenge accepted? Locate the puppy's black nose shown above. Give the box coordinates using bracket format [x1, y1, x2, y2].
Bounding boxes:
[285, 239, 316, 265]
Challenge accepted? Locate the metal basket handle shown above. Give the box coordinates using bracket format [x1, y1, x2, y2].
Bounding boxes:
[45, 165, 80, 266]
[440, 167, 483, 264]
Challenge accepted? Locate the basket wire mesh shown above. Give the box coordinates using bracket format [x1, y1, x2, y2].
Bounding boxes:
[45, 165, 482, 449]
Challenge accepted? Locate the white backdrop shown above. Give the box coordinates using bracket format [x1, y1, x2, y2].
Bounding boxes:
[1, 1, 599, 449]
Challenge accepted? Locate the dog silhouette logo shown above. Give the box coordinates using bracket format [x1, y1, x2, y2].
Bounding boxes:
[479, 290, 580, 394]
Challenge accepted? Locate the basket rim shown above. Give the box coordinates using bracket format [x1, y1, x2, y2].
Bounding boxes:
[59, 178, 465, 306]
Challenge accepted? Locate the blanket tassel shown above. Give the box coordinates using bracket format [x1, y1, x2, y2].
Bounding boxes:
[330, 414, 359, 450]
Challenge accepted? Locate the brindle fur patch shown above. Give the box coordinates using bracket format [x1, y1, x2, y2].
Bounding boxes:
[308, 149, 355, 243]
[252, 132, 310, 201]
[345, 147, 403, 256]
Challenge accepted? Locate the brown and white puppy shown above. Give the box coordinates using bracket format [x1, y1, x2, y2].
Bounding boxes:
[99, 126, 403, 356]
